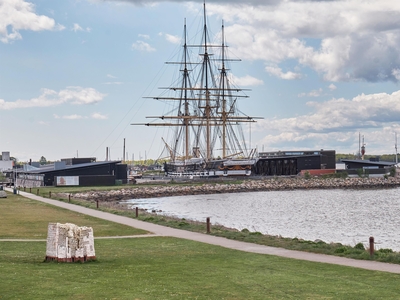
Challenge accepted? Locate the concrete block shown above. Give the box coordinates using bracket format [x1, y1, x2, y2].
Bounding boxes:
[45, 222, 96, 262]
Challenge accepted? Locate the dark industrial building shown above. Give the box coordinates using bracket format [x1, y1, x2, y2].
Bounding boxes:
[253, 150, 336, 176]
[16, 158, 127, 187]
[340, 159, 395, 175]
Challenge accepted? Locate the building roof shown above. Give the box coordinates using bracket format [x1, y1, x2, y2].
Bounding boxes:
[19, 160, 122, 174]
[259, 150, 334, 159]
[340, 159, 395, 167]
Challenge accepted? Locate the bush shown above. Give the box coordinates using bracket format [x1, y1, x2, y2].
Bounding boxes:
[354, 243, 365, 250]
[250, 231, 262, 236]
[377, 248, 394, 254]
[178, 221, 189, 227]
[334, 247, 346, 254]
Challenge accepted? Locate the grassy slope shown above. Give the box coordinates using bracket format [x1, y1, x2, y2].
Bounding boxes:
[0, 193, 147, 238]
[2, 191, 400, 299]
[2, 238, 400, 299]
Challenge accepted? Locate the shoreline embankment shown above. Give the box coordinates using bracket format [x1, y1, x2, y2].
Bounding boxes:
[71, 177, 400, 202]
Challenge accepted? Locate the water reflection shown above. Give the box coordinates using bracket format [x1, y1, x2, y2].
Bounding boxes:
[123, 188, 400, 251]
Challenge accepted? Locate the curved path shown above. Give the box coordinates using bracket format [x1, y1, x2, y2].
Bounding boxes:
[8, 189, 400, 274]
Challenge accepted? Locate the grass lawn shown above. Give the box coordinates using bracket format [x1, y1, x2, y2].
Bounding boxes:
[0, 193, 148, 238]
[2, 191, 400, 299]
[2, 238, 400, 299]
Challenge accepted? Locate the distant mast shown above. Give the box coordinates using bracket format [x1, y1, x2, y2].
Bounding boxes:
[361, 135, 365, 160]
[394, 132, 398, 167]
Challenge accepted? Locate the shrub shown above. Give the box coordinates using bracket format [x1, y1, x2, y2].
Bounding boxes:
[354, 243, 365, 250]
[377, 248, 394, 254]
[334, 247, 346, 254]
[178, 221, 189, 227]
[250, 231, 262, 236]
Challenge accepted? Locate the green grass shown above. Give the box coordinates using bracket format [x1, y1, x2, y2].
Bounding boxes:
[2, 238, 400, 299]
[19, 185, 138, 195]
[0, 193, 148, 238]
[133, 214, 400, 264]
[3, 191, 400, 298]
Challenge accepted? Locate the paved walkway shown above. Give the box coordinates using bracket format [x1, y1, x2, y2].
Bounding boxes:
[6, 189, 400, 274]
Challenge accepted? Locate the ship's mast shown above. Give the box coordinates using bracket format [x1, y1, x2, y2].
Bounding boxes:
[203, 1, 211, 161]
[183, 19, 190, 160]
[132, 1, 262, 162]
[221, 21, 227, 158]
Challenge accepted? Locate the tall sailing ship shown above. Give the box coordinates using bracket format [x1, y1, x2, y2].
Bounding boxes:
[134, 2, 261, 177]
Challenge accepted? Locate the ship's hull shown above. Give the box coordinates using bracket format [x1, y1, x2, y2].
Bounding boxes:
[164, 159, 256, 177]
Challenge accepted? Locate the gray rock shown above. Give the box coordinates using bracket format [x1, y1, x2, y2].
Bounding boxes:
[0, 190, 7, 198]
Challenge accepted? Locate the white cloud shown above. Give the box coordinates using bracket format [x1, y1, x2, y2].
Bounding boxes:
[255, 89, 400, 153]
[265, 66, 302, 80]
[138, 33, 150, 39]
[107, 74, 117, 78]
[63, 114, 85, 120]
[53, 112, 107, 120]
[207, 1, 400, 82]
[0, 87, 106, 110]
[91, 112, 108, 120]
[328, 84, 337, 91]
[72, 23, 83, 32]
[229, 74, 263, 87]
[164, 33, 181, 44]
[392, 69, 400, 81]
[132, 40, 156, 52]
[72, 23, 91, 33]
[103, 82, 124, 85]
[56, 24, 66, 31]
[58, 87, 106, 105]
[0, 0, 64, 43]
[298, 88, 323, 98]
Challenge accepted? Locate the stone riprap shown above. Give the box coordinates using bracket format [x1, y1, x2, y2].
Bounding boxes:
[45, 222, 96, 262]
[70, 177, 400, 202]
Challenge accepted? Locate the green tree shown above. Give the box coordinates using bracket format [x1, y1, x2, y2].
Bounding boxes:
[39, 156, 47, 165]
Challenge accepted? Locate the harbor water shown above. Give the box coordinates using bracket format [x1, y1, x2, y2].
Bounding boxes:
[123, 188, 400, 251]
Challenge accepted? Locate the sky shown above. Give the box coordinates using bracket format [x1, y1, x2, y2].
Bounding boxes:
[2, 0, 400, 162]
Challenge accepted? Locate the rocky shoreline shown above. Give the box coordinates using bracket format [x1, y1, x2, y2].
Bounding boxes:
[70, 177, 400, 202]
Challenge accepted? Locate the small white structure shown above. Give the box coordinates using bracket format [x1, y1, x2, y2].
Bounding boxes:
[45, 223, 96, 262]
[0, 151, 13, 171]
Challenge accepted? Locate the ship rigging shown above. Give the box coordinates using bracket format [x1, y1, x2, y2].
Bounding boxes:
[132, 2, 262, 176]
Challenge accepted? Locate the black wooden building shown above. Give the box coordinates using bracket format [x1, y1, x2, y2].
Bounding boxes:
[253, 150, 336, 176]
[339, 159, 395, 175]
[16, 160, 127, 187]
